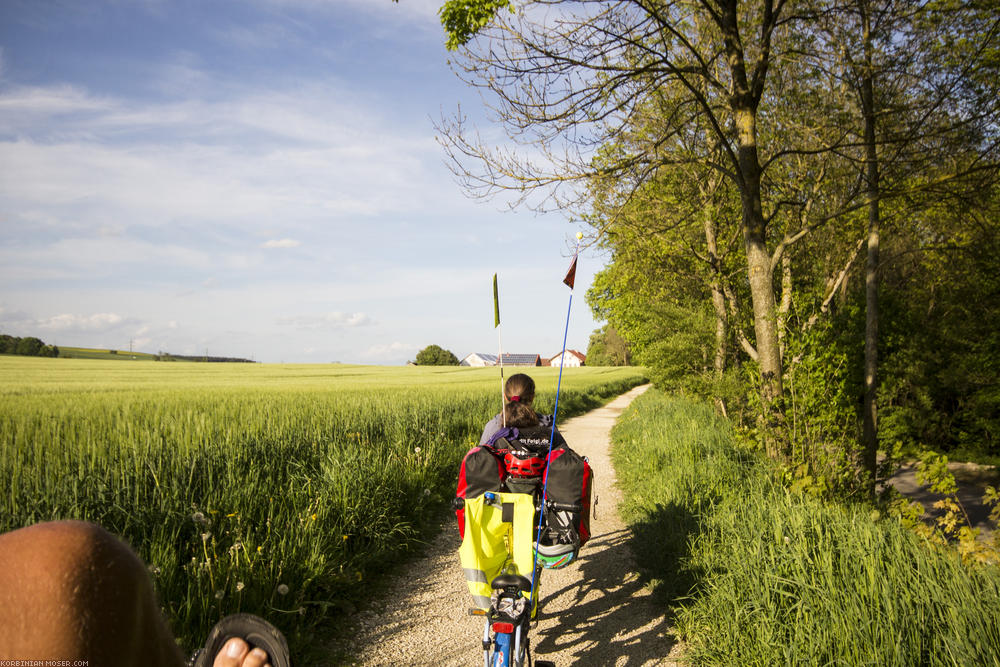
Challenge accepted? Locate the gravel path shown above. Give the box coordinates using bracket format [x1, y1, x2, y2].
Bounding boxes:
[340, 384, 683, 666]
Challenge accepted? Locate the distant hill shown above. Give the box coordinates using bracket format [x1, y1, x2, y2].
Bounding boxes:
[58, 346, 159, 361]
[2, 332, 255, 363]
[58, 346, 255, 363]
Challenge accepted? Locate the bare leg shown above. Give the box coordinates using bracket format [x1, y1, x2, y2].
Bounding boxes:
[0, 521, 271, 667]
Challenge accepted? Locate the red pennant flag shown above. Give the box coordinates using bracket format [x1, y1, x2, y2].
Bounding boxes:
[563, 254, 578, 289]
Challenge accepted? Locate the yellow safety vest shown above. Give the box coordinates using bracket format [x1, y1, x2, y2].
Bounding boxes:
[459, 492, 538, 615]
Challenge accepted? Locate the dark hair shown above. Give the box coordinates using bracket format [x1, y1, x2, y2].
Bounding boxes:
[504, 373, 535, 405]
[504, 400, 540, 428]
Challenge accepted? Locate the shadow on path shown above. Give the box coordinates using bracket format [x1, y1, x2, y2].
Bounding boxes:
[532, 521, 686, 665]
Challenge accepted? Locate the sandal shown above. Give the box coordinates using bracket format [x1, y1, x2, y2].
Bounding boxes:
[190, 613, 291, 667]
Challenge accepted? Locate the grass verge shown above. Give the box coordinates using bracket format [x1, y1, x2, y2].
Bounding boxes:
[612, 388, 1000, 666]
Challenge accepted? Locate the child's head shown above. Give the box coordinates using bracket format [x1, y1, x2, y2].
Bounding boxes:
[504, 373, 535, 405]
[504, 400, 540, 428]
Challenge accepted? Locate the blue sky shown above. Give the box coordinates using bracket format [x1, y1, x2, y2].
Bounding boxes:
[0, 0, 603, 364]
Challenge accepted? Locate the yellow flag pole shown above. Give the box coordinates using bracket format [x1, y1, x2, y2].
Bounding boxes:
[494, 273, 505, 427]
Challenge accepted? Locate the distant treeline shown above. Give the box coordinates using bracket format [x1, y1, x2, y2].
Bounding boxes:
[0, 335, 59, 358]
[156, 353, 255, 363]
[0, 333, 254, 363]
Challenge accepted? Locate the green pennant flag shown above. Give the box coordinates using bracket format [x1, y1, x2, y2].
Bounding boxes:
[493, 273, 500, 328]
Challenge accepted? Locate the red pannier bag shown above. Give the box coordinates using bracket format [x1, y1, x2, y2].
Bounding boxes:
[455, 445, 504, 538]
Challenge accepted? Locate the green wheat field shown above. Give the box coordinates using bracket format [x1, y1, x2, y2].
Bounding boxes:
[0, 356, 645, 654]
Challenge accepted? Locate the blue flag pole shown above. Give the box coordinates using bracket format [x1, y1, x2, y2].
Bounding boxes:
[529, 234, 581, 609]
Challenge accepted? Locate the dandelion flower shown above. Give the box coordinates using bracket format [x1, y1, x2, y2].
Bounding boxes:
[343, 534, 349, 541]
[277, 584, 290, 596]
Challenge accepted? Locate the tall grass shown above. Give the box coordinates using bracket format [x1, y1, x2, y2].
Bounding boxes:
[0, 357, 645, 657]
[612, 389, 1000, 666]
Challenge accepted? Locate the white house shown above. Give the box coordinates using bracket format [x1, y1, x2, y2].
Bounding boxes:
[461, 352, 543, 367]
[460, 352, 495, 367]
[548, 349, 586, 367]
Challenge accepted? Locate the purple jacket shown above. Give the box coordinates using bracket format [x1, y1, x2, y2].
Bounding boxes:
[479, 412, 564, 446]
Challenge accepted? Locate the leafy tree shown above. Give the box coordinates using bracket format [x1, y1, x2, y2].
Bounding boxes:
[415, 344, 460, 366]
[15, 337, 44, 357]
[438, 0, 1000, 476]
[585, 325, 631, 366]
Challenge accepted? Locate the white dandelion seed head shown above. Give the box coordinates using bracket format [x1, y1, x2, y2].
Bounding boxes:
[236, 582, 245, 592]
[277, 584, 290, 596]
[214, 590, 224, 600]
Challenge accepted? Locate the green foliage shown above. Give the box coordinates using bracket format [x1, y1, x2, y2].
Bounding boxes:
[585, 324, 630, 366]
[0, 357, 645, 658]
[613, 389, 1000, 665]
[439, 0, 513, 50]
[414, 344, 459, 365]
[779, 311, 867, 497]
[876, 196, 1000, 463]
[1, 334, 59, 358]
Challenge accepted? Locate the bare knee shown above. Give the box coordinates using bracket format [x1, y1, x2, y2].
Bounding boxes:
[0, 520, 183, 666]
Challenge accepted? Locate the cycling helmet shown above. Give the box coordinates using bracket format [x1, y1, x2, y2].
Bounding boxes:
[534, 533, 578, 569]
[504, 450, 546, 478]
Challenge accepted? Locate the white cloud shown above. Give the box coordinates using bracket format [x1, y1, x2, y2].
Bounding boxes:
[277, 311, 374, 329]
[257, 0, 443, 22]
[36, 312, 125, 332]
[0, 80, 452, 246]
[364, 341, 419, 359]
[261, 238, 301, 248]
[0, 84, 112, 118]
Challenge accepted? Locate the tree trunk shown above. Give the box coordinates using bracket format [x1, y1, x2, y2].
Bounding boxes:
[704, 205, 729, 417]
[736, 106, 785, 458]
[860, 0, 880, 497]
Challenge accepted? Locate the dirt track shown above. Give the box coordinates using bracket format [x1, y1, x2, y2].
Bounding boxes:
[339, 384, 683, 666]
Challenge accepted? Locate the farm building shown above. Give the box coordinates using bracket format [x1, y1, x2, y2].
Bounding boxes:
[460, 352, 543, 367]
[548, 349, 586, 367]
